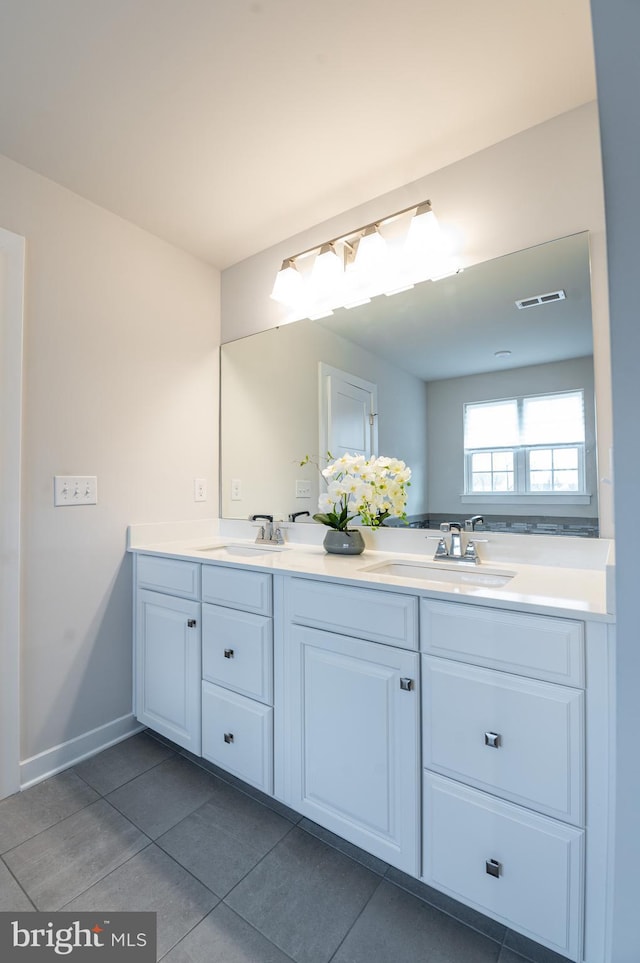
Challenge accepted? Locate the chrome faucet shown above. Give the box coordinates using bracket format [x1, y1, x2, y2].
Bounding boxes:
[250, 514, 285, 545]
[449, 523, 463, 557]
[431, 522, 481, 564]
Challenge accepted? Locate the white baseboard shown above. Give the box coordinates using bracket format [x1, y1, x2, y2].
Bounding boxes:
[20, 714, 145, 790]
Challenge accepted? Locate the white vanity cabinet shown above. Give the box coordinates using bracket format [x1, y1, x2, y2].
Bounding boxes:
[420, 598, 586, 962]
[278, 577, 421, 875]
[132, 542, 612, 963]
[135, 556, 202, 754]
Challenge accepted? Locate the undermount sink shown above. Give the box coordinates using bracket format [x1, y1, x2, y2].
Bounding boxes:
[360, 560, 516, 587]
[195, 543, 289, 557]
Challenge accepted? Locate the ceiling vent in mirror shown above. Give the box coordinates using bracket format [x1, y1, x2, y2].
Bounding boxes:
[516, 289, 566, 309]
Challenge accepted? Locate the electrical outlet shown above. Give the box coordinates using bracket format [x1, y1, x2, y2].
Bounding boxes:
[295, 479, 312, 499]
[54, 476, 98, 506]
[231, 478, 242, 501]
[194, 478, 207, 502]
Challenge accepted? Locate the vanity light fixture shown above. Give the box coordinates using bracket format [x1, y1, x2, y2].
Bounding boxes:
[270, 199, 461, 320]
[270, 258, 305, 309]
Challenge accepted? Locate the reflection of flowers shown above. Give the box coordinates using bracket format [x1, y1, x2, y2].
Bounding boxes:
[308, 453, 411, 530]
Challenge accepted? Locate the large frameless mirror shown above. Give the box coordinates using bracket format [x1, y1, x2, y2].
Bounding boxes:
[220, 232, 597, 536]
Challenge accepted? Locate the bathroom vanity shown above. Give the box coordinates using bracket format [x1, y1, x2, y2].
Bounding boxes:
[129, 525, 614, 963]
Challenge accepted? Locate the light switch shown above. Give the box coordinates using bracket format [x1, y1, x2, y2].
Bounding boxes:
[54, 476, 98, 506]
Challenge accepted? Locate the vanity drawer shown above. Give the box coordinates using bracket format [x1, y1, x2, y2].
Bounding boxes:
[202, 603, 273, 704]
[420, 599, 584, 686]
[423, 773, 584, 962]
[136, 554, 200, 600]
[286, 577, 418, 650]
[201, 682, 273, 793]
[201, 564, 272, 616]
[422, 657, 584, 824]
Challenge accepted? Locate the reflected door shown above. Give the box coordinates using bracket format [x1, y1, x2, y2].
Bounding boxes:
[319, 362, 378, 459]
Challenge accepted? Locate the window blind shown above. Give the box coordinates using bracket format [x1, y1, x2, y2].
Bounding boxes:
[464, 398, 519, 449]
[464, 391, 585, 449]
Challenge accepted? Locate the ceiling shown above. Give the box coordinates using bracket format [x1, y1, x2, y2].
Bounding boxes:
[0, 1, 596, 269]
[318, 233, 592, 381]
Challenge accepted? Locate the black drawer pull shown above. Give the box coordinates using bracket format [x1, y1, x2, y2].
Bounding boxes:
[486, 859, 501, 878]
[223, 732, 234, 744]
[224, 648, 234, 659]
[187, 619, 197, 628]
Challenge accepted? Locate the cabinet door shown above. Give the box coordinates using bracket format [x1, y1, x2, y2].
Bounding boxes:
[135, 589, 201, 754]
[282, 624, 420, 874]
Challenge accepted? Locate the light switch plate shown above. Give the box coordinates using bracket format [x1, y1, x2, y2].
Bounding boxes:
[54, 476, 98, 506]
[295, 479, 312, 498]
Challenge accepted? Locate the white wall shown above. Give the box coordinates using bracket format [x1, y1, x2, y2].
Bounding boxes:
[590, 3, 640, 960]
[426, 357, 597, 519]
[0, 154, 220, 766]
[220, 319, 428, 519]
[221, 102, 613, 537]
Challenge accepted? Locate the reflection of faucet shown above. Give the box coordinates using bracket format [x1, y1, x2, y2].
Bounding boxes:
[289, 511, 310, 522]
[464, 515, 484, 532]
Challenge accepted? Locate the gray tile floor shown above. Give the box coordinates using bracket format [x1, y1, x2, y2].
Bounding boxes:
[0, 732, 570, 963]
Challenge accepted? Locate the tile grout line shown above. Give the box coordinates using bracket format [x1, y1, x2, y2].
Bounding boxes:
[153, 798, 299, 902]
[326, 874, 387, 963]
[100, 766, 223, 842]
[55, 838, 156, 912]
[72, 746, 180, 798]
[219, 819, 299, 905]
[155, 903, 299, 963]
[1, 793, 123, 859]
[0, 853, 36, 909]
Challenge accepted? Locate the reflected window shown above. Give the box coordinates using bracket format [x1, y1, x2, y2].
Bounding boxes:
[464, 391, 585, 495]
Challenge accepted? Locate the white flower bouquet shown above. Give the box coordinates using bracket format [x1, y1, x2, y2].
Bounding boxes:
[312, 453, 412, 530]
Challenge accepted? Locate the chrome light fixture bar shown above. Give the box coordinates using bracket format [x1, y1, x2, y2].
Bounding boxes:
[270, 200, 461, 320]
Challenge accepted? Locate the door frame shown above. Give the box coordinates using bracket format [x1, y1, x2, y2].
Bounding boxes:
[0, 226, 25, 798]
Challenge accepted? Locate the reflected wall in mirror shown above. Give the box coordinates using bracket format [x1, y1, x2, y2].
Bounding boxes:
[221, 232, 597, 536]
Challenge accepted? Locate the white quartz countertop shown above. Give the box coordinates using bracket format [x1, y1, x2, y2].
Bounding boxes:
[129, 531, 613, 621]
